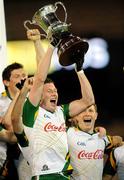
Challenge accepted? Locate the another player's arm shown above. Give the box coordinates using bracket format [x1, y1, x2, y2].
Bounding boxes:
[0, 126, 17, 144]
[0, 92, 19, 143]
[111, 135, 123, 147]
[68, 70, 95, 118]
[103, 174, 113, 180]
[105, 135, 123, 153]
[0, 90, 20, 131]
[11, 78, 33, 133]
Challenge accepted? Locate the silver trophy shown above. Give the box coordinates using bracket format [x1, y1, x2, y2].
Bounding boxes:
[24, 1, 89, 66]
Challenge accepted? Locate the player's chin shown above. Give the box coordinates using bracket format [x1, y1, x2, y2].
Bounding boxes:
[83, 125, 92, 131]
[50, 105, 56, 113]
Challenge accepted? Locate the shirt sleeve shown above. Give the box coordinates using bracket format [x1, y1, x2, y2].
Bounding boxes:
[61, 104, 70, 120]
[15, 130, 29, 147]
[23, 98, 39, 127]
[0, 124, 4, 131]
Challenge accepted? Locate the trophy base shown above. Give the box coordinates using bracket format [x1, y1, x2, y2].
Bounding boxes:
[58, 35, 89, 66]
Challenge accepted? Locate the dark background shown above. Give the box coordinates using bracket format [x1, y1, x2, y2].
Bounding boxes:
[4, 0, 124, 137]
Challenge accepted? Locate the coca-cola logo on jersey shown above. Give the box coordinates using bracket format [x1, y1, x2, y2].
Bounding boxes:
[44, 122, 66, 132]
[78, 149, 104, 159]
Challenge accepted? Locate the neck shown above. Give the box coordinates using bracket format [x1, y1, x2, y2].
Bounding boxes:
[77, 126, 94, 134]
[7, 87, 19, 99]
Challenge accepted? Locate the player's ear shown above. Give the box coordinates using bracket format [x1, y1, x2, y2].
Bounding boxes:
[95, 112, 98, 120]
[3, 80, 9, 87]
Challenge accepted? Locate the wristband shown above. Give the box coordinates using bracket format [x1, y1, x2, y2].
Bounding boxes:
[77, 69, 84, 74]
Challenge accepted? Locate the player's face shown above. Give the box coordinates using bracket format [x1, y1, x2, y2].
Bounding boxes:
[40, 82, 58, 113]
[4, 68, 27, 91]
[75, 105, 98, 133]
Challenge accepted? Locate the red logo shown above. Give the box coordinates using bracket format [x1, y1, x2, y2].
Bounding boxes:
[78, 149, 104, 159]
[44, 122, 66, 132]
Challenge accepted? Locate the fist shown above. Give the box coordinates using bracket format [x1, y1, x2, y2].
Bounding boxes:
[112, 136, 123, 147]
[23, 77, 34, 91]
[95, 126, 106, 138]
[27, 29, 40, 41]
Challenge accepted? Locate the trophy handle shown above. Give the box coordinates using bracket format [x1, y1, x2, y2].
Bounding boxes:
[24, 20, 35, 30]
[55, 2, 67, 23]
[23, 20, 47, 38]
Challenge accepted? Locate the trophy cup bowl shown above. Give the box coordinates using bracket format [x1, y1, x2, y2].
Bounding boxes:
[58, 35, 89, 66]
[24, 2, 89, 66]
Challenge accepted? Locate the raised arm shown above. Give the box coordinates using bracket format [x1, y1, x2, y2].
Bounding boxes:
[26, 29, 55, 106]
[11, 78, 33, 133]
[68, 58, 95, 117]
[27, 29, 45, 67]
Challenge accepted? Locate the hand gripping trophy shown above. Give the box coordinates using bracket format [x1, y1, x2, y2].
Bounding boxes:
[24, 1, 89, 66]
